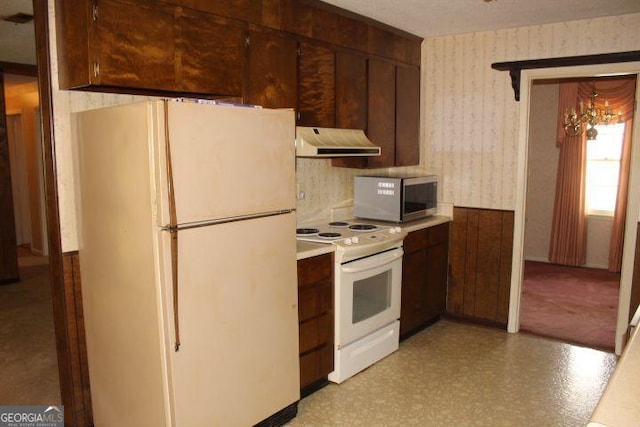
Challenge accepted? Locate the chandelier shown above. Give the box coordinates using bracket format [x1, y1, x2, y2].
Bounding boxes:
[563, 85, 621, 140]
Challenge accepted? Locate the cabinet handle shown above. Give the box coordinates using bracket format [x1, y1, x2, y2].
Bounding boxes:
[93, 61, 100, 77]
[92, 4, 98, 21]
[245, 35, 250, 47]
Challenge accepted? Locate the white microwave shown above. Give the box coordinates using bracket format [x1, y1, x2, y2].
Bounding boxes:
[354, 175, 437, 223]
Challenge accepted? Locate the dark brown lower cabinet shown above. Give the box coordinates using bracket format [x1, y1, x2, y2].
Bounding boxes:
[400, 223, 450, 340]
[297, 253, 334, 396]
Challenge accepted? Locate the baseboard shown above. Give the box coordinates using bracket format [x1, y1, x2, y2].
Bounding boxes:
[254, 401, 298, 427]
[524, 256, 548, 263]
[443, 313, 507, 331]
[301, 378, 329, 398]
[523, 257, 608, 270]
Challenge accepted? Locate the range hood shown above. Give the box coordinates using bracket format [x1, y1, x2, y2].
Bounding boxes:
[295, 126, 381, 157]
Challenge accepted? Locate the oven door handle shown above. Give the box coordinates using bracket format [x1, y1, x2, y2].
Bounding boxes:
[341, 249, 403, 274]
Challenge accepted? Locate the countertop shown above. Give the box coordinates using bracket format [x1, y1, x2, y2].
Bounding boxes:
[296, 215, 452, 260]
[296, 240, 335, 261]
[588, 307, 640, 426]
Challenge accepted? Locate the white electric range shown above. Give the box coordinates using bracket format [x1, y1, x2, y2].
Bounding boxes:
[296, 219, 406, 383]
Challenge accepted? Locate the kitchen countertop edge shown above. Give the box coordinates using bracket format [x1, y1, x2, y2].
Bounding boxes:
[296, 215, 452, 260]
[296, 240, 335, 260]
[588, 305, 640, 427]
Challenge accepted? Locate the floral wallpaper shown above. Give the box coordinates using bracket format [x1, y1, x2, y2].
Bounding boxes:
[423, 13, 640, 211]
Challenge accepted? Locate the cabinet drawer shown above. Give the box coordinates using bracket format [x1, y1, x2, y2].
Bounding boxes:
[299, 314, 332, 354]
[403, 229, 428, 253]
[297, 254, 332, 288]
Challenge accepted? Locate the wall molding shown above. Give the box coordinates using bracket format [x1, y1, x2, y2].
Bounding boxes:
[492, 50, 640, 101]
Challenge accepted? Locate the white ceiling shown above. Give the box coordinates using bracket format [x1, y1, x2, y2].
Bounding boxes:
[0, 0, 35, 66]
[323, 0, 640, 38]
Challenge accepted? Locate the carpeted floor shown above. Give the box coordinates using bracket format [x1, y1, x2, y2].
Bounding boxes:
[0, 248, 61, 405]
[520, 260, 620, 351]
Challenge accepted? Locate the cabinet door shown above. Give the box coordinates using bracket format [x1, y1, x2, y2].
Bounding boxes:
[395, 65, 420, 166]
[367, 58, 396, 168]
[245, 29, 297, 108]
[335, 51, 367, 130]
[331, 51, 368, 168]
[297, 254, 334, 392]
[400, 246, 428, 338]
[93, 0, 177, 90]
[298, 42, 335, 127]
[425, 241, 449, 320]
[177, 9, 246, 96]
[425, 224, 449, 321]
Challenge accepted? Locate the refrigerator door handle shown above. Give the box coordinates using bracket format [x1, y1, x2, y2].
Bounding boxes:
[164, 101, 181, 352]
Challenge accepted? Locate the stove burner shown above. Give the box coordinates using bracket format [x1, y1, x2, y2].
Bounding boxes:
[349, 224, 377, 231]
[296, 228, 319, 236]
[329, 221, 349, 227]
[318, 232, 342, 239]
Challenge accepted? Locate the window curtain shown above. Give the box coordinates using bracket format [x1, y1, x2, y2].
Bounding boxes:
[549, 77, 636, 270]
[592, 77, 638, 272]
[549, 82, 587, 266]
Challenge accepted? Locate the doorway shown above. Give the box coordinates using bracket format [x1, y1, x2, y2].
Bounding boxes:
[1, 49, 59, 405]
[509, 62, 640, 356]
[518, 77, 637, 351]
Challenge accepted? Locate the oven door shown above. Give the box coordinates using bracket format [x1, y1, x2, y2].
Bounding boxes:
[336, 247, 403, 347]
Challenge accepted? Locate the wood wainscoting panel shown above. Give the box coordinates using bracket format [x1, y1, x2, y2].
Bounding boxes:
[447, 207, 514, 327]
[62, 252, 92, 426]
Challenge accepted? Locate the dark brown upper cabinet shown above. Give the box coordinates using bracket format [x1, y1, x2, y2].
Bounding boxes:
[332, 59, 420, 169]
[89, 0, 177, 91]
[395, 65, 421, 166]
[245, 28, 298, 109]
[331, 51, 368, 168]
[55, 0, 421, 155]
[332, 57, 396, 169]
[366, 58, 396, 168]
[297, 42, 336, 127]
[55, 0, 247, 97]
[177, 8, 246, 96]
[335, 51, 367, 130]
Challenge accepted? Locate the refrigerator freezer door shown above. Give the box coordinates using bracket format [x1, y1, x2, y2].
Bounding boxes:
[159, 212, 300, 426]
[155, 101, 296, 227]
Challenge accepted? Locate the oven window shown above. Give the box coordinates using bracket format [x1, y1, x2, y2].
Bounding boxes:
[352, 270, 392, 324]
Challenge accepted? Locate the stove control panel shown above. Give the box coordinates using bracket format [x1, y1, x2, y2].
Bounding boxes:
[340, 227, 404, 246]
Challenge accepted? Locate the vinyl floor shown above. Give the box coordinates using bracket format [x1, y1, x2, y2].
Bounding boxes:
[287, 320, 617, 427]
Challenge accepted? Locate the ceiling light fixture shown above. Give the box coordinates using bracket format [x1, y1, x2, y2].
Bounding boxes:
[1, 13, 34, 24]
[563, 85, 621, 140]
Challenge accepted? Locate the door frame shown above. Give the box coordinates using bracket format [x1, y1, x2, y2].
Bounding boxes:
[508, 62, 640, 355]
[33, 0, 91, 424]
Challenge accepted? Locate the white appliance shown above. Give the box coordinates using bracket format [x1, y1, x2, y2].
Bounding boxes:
[75, 100, 300, 427]
[295, 126, 381, 157]
[297, 221, 405, 383]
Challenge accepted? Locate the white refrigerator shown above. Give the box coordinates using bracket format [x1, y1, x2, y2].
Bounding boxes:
[74, 100, 300, 426]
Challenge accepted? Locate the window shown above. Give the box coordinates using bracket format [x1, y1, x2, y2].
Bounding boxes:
[585, 123, 625, 216]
